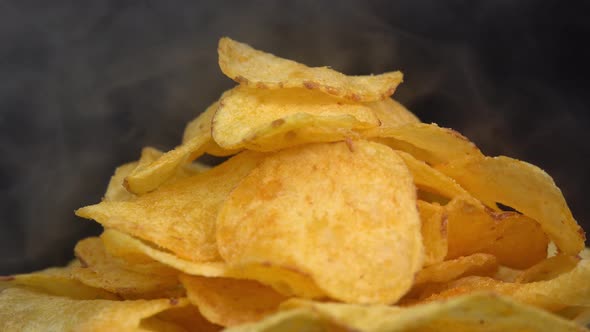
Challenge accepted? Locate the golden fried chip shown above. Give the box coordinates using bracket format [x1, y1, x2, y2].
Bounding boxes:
[77, 151, 265, 262]
[217, 141, 423, 303]
[180, 275, 287, 327]
[368, 98, 420, 129]
[211, 86, 380, 151]
[0, 287, 189, 331]
[224, 308, 325, 332]
[364, 123, 484, 165]
[417, 201, 448, 266]
[0, 264, 117, 300]
[446, 196, 549, 269]
[104, 162, 138, 202]
[437, 156, 585, 256]
[72, 237, 182, 299]
[101, 229, 228, 277]
[397, 150, 469, 199]
[516, 255, 580, 283]
[414, 253, 498, 286]
[218, 37, 403, 102]
[280, 293, 586, 332]
[148, 305, 223, 332]
[417, 259, 590, 311]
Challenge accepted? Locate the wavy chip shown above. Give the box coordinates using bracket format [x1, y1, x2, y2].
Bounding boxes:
[367, 98, 420, 128]
[218, 37, 403, 102]
[211, 86, 380, 151]
[414, 253, 498, 286]
[217, 141, 423, 304]
[437, 156, 585, 256]
[417, 201, 448, 266]
[77, 151, 265, 262]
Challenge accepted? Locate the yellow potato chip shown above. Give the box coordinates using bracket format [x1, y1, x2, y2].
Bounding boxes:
[437, 156, 585, 256]
[446, 196, 549, 269]
[149, 305, 223, 332]
[217, 141, 423, 304]
[280, 292, 586, 332]
[364, 123, 484, 165]
[104, 162, 138, 202]
[414, 253, 498, 286]
[101, 229, 228, 277]
[224, 308, 325, 332]
[0, 264, 117, 300]
[516, 255, 580, 283]
[77, 151, 265, 262]
[211, 86, 380, 151]
[397, 150, 470, 199]
[218, 37, 403, 102]
[417, 200, 448, 266]
[72, 237, 182, 299]
[367, 98, 420, 128]
[180, 275, 286, 327]
[0, 287, 189, 332]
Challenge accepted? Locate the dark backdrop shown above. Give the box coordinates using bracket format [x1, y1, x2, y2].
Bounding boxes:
[1, 0, 589, 274]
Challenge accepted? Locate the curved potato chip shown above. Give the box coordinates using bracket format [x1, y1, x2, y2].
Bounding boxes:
[417, 259, 590, 311]
[77, 151, 265, 262]
[149, 305, 223, 332]
[417, 201, 448, 266]
[101, 229, 228, 278]
[180, 275, 286, 327]
[212, 86, 379, 151]
[445, 196, 548, 269]
[0, 264, 117, 300]
[367, 98, 420, 128]
[414, 253, 498, 286]
[218, 37, 403, 102]
[397, 150, 470, 199]
[224, 308, 325, 332]
[437, 156, 585, 256]
[516, 255, 580, 283]
[280, 293, 586, 332]
[0, 287, 189, 332]
[364, 123, 484, 165]
[72, 237, 182, 299]
[217, 141, 423, 303]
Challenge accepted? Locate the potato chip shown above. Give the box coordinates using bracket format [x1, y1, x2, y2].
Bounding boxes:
[417, 200, 448, 266]
[211, 86, 380, 151]
[0, 287, 189, 331]
[148, 305, 223, 332]
[397, 150, 470, 199]
[180, 275, 286, 327]
[104, 162, 138, 202]
[367, 98, 420, 129]
[417, 259, 590, 311]
[437, 156, 585, 256]
[101, 229, 228, 277]
[217, 141, 423, 303]
[224, 308, 326, 332]
[77, 151, 265, 262]
[364, 123, 484, 165]
[0, 264, 117, 300]
[218, 37, 403, 102]
[414, 253, 498, 286]
[72, 237, 182, 299]
[280, 292, 586, 332]
[446, 196, 549, 269]
[516, 255, 580, 283]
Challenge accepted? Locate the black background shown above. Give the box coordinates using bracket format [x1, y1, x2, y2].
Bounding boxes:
[1, 0, 589, 274]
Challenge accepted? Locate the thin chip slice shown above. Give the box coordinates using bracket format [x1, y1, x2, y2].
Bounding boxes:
[180, 275, 287, 327]
[149, 305, 223, 332]
[515, 255, 580, 283]
[104, 162, 138, 202]
[280, 292, 587, 332]
[445, 196, 549, 269]
[0, 264, 117, 300]
[72, 237, 182, 299]
[364, 123, 484, 165]
[0, 287, 189, 332]
[416, 259, 590, 312]
[77, 151, 265, 262]
[398, 150, 470, 199]
[212, 86, 380, 151]
[414, 253, 498, 286]
[217, 141, 423, 304]
[101, 229, 228, 277]
[437, 156, 585, 256]
[224, 308, 325, 332]
[218, 37, 403, 102]
[367, 98, 420, 128]
[417, 201, 448, 266]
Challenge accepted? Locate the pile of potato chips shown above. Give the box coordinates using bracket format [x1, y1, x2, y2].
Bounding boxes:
[2, 37, 589, 331]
